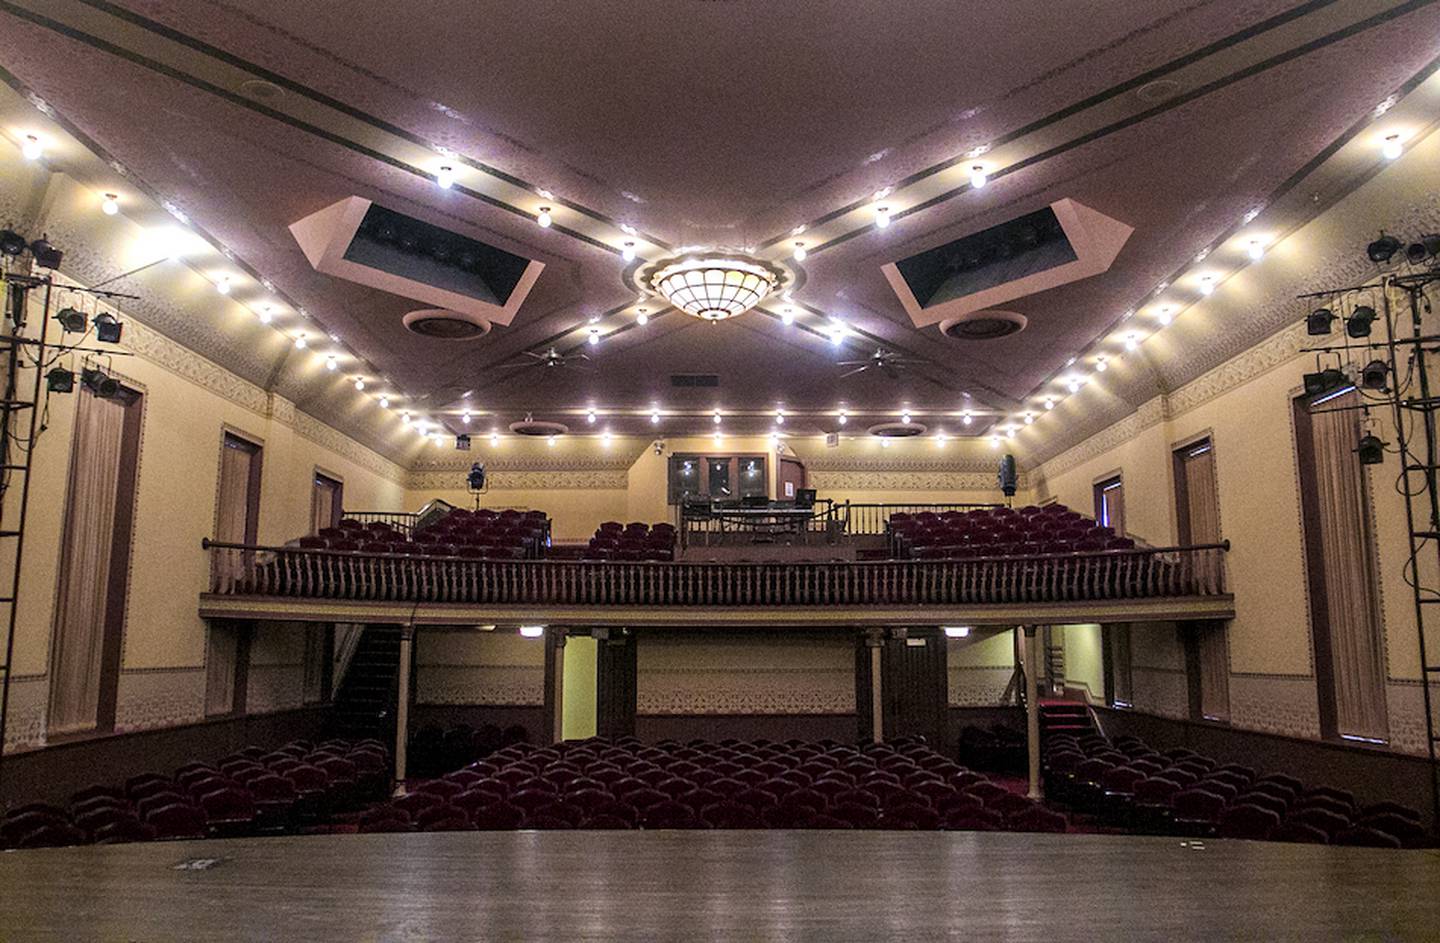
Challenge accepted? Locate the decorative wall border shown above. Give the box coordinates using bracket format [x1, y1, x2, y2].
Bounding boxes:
[406, 469, 629, 491]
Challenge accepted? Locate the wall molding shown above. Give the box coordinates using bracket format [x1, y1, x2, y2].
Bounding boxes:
[407, 468, 629, 491]
[810, 469, 1026, 492]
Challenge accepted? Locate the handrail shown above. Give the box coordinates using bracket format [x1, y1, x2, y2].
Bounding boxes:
[202, 538, 1230, 607]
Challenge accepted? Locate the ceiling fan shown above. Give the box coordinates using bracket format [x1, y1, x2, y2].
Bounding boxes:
[499, 346, 592, 371]
[838, 347, 923, 379]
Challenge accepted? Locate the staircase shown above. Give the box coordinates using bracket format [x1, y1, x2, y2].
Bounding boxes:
[1039, 701, 1096, 744]
[326, 624, 402, 742]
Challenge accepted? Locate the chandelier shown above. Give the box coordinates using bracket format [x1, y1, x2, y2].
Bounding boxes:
[647, 254, 785, 321]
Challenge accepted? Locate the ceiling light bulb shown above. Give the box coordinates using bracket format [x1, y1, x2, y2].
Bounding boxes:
[491, 432, 500, 445]
[880, 438, 891, 448]
[519, 624, 545, 638]
[1025, 412, 1034, 424]
[588, 329, 600, 346]
[602, 430, 613, 444]
[636, 308, 649, 326]
[969, 164, 988, 189]
[944, 625, 972, 638]
[622, 241, 636, 262]
[101, 193, 119, 216]
[936, 432, 948, 446]
[838, 410, 848, 425]
[462, 410, 471, 424]
[436, 165, 455, 189]
[651, 410, 661, 425]
[793, 242, 807, 262]
[1125, 332, 1139, 351]
[258, 306, 273, 324]
[1006, 426, 1016, 439]
[713, 431, 723, 444]
[990, 434, 1000, 448]
[875, 205, 891, 229]
[901, 411, 911, 424]
[379, 396, 390, 408]
[1095, 356, 1108, 372]
[536, 206, 553, 228]
[829, 325, 846, 346]
[325, 354, 337, 370]
[547, 435, 557, 447]
[1044, 398, 1054, 410]
[1157, 306, 1173, 326]
[775, 410, 785, 425]
[1199, 275, 1215, 296]
[20, 135, 42, 161]
[713, 411, 722, 425]
[1247, 239, 1265, 261]
[1067, 378, 1081, 394]
[781, 307, 795, 326]
[216, 277, 231, 295]
[962, 411, 973, 426]
[354, 377, 365, 391]
[1382, 134, 1403, 160]
[587, 409, 597, 424]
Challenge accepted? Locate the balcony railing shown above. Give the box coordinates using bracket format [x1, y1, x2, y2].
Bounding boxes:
[203, 539, 1229, 608]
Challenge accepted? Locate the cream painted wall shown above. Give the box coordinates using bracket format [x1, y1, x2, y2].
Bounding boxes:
[1061, 624, 1104, 704]
[415, 630, 545, 706]
[636, 634, 854, 715]
[947, 629, 1017, 707]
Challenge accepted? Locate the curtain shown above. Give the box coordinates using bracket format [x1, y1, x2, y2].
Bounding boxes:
[205, 624, 238, 715]
[1110, 624, 1134, 705]
[1311, 397, 1389, 739]
[48, 392, 127, 734]
[1179, 446, 1229, 720]
[215, 438, 254, 591]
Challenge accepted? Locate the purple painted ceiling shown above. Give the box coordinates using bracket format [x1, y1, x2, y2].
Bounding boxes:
[1, 0, 1438, 440]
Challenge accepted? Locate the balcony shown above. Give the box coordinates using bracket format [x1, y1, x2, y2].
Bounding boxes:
[199, 539, 1234, 628]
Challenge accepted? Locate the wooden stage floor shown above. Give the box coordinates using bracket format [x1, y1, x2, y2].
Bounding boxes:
[2, 830, 1437, 941]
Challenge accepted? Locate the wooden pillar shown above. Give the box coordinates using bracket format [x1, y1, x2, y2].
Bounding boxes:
[1023, 625, 1043, 800]
[392, 623, 415, 795]
[543, 629, 566, 744]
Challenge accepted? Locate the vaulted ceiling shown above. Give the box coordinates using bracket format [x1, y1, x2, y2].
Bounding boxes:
[1, 0, 1438, 461]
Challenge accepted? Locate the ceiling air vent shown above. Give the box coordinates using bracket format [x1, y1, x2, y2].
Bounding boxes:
[508, 419, 570, 437]
[868, 421, 927, 439]
[671, 374, 720, 388]
[939, 310, 1028, 341]
[402, 309, 491, 340]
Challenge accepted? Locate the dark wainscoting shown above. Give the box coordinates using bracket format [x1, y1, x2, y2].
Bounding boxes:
[1097, 707, 1437, 827]
[1, 706, 331, 807]
[411, 705, 546, 747]
[635, 714, 858, 743]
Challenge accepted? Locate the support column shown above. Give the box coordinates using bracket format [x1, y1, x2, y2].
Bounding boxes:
[392, 623, 414, 795]
[1023, 625, 1043, 800]
[868, 628, 884, 744]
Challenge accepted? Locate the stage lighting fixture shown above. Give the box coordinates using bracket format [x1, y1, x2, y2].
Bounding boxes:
[0, 229, 26, 257]
[81, 367, 119, 399]
[1367, 234, 1402, 263]
[455, 434, 471, 451]
[45, 366, 74, 393]
[55, 307, 87, 332]
[1356, 433, 1386, 465]
[1303, 368, 1346, 397]
[93, 313, 123, 343]
[1361, 359, 1389, 390]
[1406, 234, 1440, 265]
[28, 236, 63, 269]
[1306, 308, 1335, 336]
[1345, 306, 1376, 339]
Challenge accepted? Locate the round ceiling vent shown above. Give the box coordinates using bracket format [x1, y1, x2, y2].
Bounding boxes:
[868, 421, 928, 438]
[402, 309, 491, 340]
[940, 310, 1028, 341]
[508, 419, 570, 437]
[1135, 79, 1182, 104]
[238, 79, 285, 102]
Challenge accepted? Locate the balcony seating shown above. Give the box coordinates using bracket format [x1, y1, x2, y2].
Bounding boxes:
[889, 504, 1137, 560]
[583, 522, 677, 562]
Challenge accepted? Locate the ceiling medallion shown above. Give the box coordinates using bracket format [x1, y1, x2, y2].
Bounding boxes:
[643, 253, 787, 322]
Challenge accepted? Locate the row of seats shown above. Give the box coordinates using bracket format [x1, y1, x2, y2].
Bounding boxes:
[1044, 730, 1428, 847]
[890, 504, 1135, 559]
[583, 521, 677, 562]
[357, 737, 1068, 833]
[407, 721, 530, 778]
[0, 738, 390, 849]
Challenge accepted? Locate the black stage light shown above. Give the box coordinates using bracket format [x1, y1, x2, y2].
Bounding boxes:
[1303, 368, 1346, 397]
[455, 434, 471, 451]
[1361, 359, 1389, 390]
[81, 367, 119, 399]
[92, 312, 123, 344]
[27, 236, 62, 269]
[467, 461, 487, 492]
[1306, 308, 1335, 336]
[45, 366, 74, 393]
[1357, 433, 1386, 465]
[55, 306, 87, 332]
[0, 229, 26, 257]
[1346, 305, 1377, 339]
[1367, 234, 1402, 263]
[1406, 234, 1440, 266]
